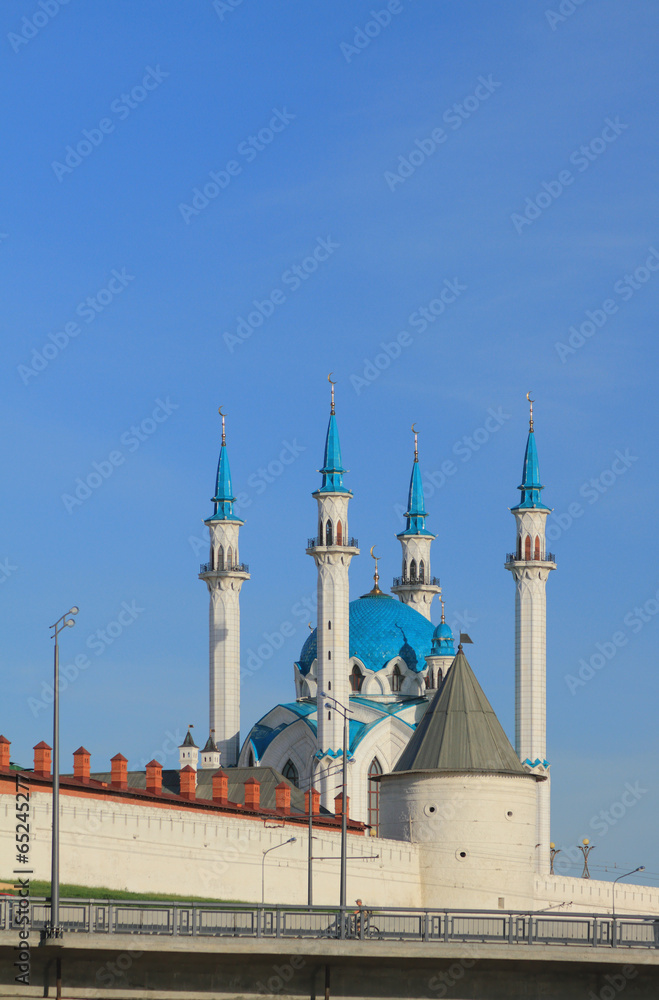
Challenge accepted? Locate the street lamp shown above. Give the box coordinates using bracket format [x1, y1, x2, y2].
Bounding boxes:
[577, 838, 595, 879]
[612, 866, 645, 918]
[261, 837, 296, 904]
[322, 691, 352, 925]
[46, 607, 78, 941]
[549, 842, 561, 875]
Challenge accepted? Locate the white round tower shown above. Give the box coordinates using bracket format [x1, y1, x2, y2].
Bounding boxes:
[199, 410, 249, 768]
[306, 378, 359, 809]
[505, 395, 555, 874]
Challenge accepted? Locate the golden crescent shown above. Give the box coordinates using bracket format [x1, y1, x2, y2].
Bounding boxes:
[411, 422, 418, 435]
[327, 372, 337, 385]
[526, 391, 534, 404]
[370, 545, 377, 559]
[218, 405, 226, 417]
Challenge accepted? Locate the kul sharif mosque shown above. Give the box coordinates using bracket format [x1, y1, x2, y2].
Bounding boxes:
[198, 380, 556, 870]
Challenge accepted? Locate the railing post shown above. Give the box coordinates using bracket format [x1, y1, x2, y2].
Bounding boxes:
[443, 912, 449, 943]
[612, 918, 618, 948]
[528, 914, 533, 946]
[423, 911, 429, 942]
[508, 915, 514, 945]
[192, 903, 197, 937]
[276, 906, 281, 939]
[108, 904, 114, 935]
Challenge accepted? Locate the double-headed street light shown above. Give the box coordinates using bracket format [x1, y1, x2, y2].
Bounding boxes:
[322, 691, 353, 923]
[261, 837, 297, 904]
[46, 607, 78, 940]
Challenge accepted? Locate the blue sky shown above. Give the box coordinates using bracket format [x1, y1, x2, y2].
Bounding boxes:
[1, 0, 658, 885]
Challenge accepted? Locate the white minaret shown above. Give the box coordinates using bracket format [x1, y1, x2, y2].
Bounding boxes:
[306, 377, 359, 809]
[424, 599, 456, 690]
[391, 426, 441, 620]
[505, 395, 555, 875]
[199, 409, 249, 768]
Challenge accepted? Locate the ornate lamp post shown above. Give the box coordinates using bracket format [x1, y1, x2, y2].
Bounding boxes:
[549, 842, 561, 875]
[578, 838, 595, 879]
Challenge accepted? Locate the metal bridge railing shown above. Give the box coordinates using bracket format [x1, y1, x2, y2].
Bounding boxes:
[3, 900, 657, 949]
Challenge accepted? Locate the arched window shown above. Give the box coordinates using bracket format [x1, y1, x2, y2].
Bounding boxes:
[517, 536, 522, 559]
[436, 668, 443, 686]
[410, 559, 417, 582]
[227, 546, 233, 569]
[210, 547, 214, 570]
[534, 536, 540, 560]
[425, 669, 434, 690]
[368, 758, 382, 834]
[351, 664, 363, 692]
[248, 749, 254, 766]
[524, 535, 531, 561]
[328, 650, 331, 660]
[336, 521, 343, 545]
[282, 759, 299, 787]
[325, 519, 333, 546]
[328, 620, 332, 630]
[218, 545, 224, 570]
[391, 665, 403, 693]
[419, 560, 425, 583]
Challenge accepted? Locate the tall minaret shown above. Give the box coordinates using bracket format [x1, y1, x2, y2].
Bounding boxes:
[307, 376, 359, 808]
[199, 408, 249, 767]
[505, 394, 555, 875]
[391, 426, 441, 620]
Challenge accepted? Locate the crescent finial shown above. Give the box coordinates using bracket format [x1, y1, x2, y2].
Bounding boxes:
[370, 545, 377, 559]
[218, 406, 226, 445]
[327, 373, 336, 414]
[411, 423, 419, 461]
[526, 391, 535, 431]
[327, 372, 337, 385]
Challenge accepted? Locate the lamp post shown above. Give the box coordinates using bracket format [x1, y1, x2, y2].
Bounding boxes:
[322, 692, 352, 931]
[577, 838, 595, 879]
[47, 607, 78, 940]
[549, 842, 561, 875]
[261, 837, 296, 904]
[305, 758, 349, 907]
[612, 866, 645, 919]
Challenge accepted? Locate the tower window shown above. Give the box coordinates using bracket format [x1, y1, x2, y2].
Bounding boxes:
[534, 536, 540, 560]
[351, 665, 363, 692]
[425, 669, 433, 690]
[524, 535, 531, 561]
[282, 759, 299, 788]
[419, 560, 425, 583]
[227, 546, 233, 569]
[410, 559, 417, 583]
[328, 681, 331, 690]
[391, 665, 403, 693]
[328, 711, 331, 720]
[368, 758, 382, 834]
[517, 536, 522, 560]
[218, 545, 224, 570]
[328, 650, 331, 660]
[325, 519, 333, 546]
[328, 621, 332, 630]
[336, 521, 343, 545]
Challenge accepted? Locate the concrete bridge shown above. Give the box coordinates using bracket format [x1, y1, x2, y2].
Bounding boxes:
[1, 900, 658, 999]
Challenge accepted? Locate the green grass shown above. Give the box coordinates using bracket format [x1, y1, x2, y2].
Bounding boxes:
[1, 879, 245, 904]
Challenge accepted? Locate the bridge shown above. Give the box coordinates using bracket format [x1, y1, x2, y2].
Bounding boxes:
[1, 899, 658, 998]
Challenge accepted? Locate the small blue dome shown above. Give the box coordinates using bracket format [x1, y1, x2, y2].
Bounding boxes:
[296, 594, 435, 676]
[431, 621, 455, 656]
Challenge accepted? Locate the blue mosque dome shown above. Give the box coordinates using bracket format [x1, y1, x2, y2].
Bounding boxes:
[296, 594, 435, 676]
[431, 620, 455, 656]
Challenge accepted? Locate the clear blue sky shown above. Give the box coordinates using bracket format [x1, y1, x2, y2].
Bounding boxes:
[1, 0, 657, 885]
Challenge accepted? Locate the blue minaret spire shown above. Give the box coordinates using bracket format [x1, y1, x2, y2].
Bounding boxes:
[318, 374, 350, 494]
[399, 426, 433, 537]
[511, 394, 550, 511]
[209, 408, 241, 521]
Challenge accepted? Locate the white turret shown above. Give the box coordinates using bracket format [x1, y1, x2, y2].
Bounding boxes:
[199, 409, 249, 768]
[423, 599, 456, 690]
[391, 428, 441, 620]
[179, 727, 199, 771]
[200, 732, 221, 770]
[306, 378, 359, 809]
[505, 395, 556, 874]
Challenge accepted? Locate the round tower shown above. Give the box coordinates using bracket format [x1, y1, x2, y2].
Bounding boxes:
[306, 377, 359, 808]
[391, 427, 441, 620]
[199, 409, 249, 768]
[505, 395, 555, 875]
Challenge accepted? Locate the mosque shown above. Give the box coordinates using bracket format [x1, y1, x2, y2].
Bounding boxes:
[198, 381, 554, 873]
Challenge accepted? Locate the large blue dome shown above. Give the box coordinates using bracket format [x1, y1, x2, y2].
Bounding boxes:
[296, 594, 435, 676]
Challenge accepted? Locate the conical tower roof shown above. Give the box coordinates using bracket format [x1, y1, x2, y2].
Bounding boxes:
[394, 649, 527, 776]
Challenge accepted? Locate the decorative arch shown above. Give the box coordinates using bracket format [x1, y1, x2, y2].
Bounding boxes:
[534, 536, 540, 560]
[409, 559, 417, 582]
[325, 519, 333, 546]
[524, 535, 531, 561]
[282, 759, 299, 787]
[418, 560, 425, 583]
[351, 664, 363, 693]
[391, 664, 403, 693]
[425, 668, 434, 690]
[368, 758, 382, 834]
[336, 521, 343, 545]
[218, 545, 224, 570]
[227, 546, 233, 569]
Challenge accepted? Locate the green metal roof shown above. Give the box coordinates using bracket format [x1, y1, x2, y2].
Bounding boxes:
[393, 649, 528, 776]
